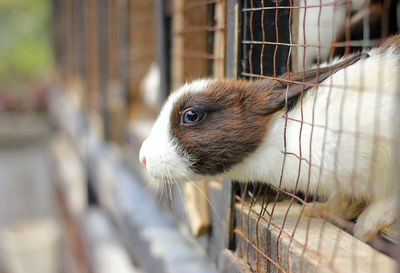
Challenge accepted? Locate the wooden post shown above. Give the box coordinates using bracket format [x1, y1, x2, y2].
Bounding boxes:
[105, 0, 126, 144]
[127, 0, 156, 120]
[85, 0, 104, 137]
[171, 0, 185, 90]
[213, 0, 226, 78]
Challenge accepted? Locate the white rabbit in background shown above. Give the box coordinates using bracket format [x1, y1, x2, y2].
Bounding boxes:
[140, 62, 161, 110]
[297, 0, 366, 70]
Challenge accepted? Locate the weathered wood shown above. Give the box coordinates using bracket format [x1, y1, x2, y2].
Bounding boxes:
[213, 0, 226, 78]
[85, 0, 101, 135]
[52, 135, 91, 273]
[218, 249, 252, 273]
[184, 181, 211, 236]
[171, 0, 185, 90]
[127, 0, 156, 120]
[235, 200, 396, 273]
[105, 0, 126, 144]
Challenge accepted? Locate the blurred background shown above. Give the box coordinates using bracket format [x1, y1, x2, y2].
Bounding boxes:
[0, 0, 52, 111]
[0, 0, 57, 272]
[0, 0, 57, 273]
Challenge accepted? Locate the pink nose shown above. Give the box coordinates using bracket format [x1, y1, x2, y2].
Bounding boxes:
[140, 155, 146, 166]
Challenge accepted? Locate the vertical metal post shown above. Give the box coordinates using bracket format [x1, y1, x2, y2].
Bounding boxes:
[395, 54, 400, 273]
[226, 0, 240, 79]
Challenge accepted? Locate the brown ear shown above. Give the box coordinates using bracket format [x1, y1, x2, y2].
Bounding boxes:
[262, 52, 368, 114]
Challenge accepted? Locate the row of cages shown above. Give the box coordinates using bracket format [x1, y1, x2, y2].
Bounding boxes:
[52, 0, 400, 272]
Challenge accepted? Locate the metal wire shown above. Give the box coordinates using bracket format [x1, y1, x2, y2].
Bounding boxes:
[237, 0, 397, 272]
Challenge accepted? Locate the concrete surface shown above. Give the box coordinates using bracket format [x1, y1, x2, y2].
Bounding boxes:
[0, 112, 54, 228]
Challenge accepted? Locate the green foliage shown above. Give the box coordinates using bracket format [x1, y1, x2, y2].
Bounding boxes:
[0, 0, 53, 92]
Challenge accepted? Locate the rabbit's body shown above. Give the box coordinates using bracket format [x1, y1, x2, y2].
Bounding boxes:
[139, 35, 400, 241]
[230, 45, 397, 199]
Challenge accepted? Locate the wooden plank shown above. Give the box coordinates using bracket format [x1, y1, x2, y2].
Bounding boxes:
[184, 181, 211, 236]
[52, 137, 91, 273]
[105, 0, 126, 144]
[171, 0, 185, 90]
[234, 200, 396, 273]
[82, 208, 139, 273]
[213, 0, 226, 78]
[85, 0, 100, 113]
[127, 0, 156, 120]
[182, 3, 209, 82]
[218, 249, 252, 273]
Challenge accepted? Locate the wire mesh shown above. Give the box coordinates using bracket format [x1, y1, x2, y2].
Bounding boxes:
[236, 0, 399, 272]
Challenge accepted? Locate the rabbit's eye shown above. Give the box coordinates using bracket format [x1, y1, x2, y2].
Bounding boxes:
[182, 109, 205, 125]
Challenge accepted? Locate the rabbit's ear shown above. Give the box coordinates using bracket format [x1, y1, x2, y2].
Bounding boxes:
[261, 52, 368, 115]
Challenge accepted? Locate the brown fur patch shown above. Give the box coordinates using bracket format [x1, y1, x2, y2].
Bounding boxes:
[377, 34, 400, 54]
[169, 54, 366, 175]
[170, 79, 274, 175]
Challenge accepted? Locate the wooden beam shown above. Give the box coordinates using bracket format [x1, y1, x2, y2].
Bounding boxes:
[234, 200, 396, 273]
[213, 0, 226, 78]
[171, 0, 185, 90]
[184, 181, 211, 236]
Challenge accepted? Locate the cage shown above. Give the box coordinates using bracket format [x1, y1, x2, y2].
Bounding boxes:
[127, 0, 157, 117]
[49, 0, 400, 272]
[233, 0, 399, 272]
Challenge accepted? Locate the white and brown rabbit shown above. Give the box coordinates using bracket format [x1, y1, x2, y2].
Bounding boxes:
[139, 35, 400, 242]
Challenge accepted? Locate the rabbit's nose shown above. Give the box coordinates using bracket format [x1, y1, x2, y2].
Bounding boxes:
[140, 154, 147, 166]
[139, 141, 147, 166]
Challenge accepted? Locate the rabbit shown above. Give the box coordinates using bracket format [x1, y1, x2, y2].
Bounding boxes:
[297, 0, 347, 69]
[331, 0, 400, 57]
[139, 35, 400, 242]
[297, 0, 378, 69]
[140, 62, 161, 110]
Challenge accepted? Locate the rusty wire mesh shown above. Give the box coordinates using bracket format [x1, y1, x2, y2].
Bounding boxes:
[236, 0, 399, 272]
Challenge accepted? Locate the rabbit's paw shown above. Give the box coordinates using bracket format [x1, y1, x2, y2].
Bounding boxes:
[354, 199, 396, 242]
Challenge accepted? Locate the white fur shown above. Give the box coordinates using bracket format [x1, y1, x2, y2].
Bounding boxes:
[297, 0, 346, 70]
[141, 62, 161, 109]
[139, 79, 214, 182]
[296, 0, 366, 70]
[228, 47, 398, 200]
[226, 46, 399, 240]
